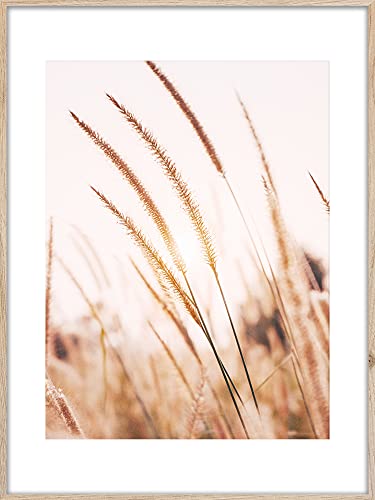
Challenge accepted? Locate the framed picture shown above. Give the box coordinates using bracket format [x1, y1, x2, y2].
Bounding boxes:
[1, 2, 373, 498]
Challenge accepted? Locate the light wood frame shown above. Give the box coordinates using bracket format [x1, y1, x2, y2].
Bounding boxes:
[0, 2, 373, 499]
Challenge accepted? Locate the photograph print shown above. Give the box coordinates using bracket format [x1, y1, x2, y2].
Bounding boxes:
[45, 61, 329, 439]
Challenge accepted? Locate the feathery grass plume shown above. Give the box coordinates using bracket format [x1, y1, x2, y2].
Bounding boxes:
[233, 99, 302, 332]
[236, 93, 277, 195]
[308, 171, 330, 213]
[93, 189, 242, 399]
[80, 90, 248, 433]
[147, 65, 325, 431]
[91, 187, 199, 324]
[91, 189, 249, 437]
[131, 257, 201, 364]
[71, 109, 215, 370]
[106, 95, 241, 398]
[56, 255, 109, 409]
[57, 254, 159, 437]
[234, 95, 305, 338]
[97, 98, 215, 356]
[186, 370, 206, 439]
[107, 93, 217, 269]
[131, 259, 236, 439]
[69, 111, 186, 275]
[238, 96, 324, 296]
[46, 218, 54, 369]
[237, 102, 324, 325]
[141, 67, 271, 413]
[309, 294, 330, 359]
[263, 177, 328, 363]
[46, 377, 85, 437]
[107, 94, 259, 415]
[238, 101, 332, 432]
[261, 175, 319, 436]
[144, 65, 282, 349]
[104, 97, 242, 413]
[106, 94, 226, 398]
[105, 94, 250, 407]
[145, 61, 225, 175]
[143, 64, 285, 324]
[149, 321, 194, 399]
[263, 176, 329, 438]
[242, 124, 321, 291]
[261, 175, 320, 435]
[243, 99, 330, 358]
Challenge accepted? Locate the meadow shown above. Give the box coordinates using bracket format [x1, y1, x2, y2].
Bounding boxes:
[45, 61, 329, 439]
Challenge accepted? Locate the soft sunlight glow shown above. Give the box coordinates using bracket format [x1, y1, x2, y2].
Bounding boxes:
[175, 230, 202, 268]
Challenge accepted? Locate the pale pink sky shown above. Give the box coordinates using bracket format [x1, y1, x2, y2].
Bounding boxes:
[46, 61, 329, 330]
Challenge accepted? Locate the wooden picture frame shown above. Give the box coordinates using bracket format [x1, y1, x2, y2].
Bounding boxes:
[0, 2, 373, 498]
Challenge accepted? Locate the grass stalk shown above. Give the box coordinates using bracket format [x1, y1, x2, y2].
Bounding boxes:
[46, 377, 85, 437]
[213, 268, 259, 414]
[131, 257, 200, 364]
[56, 255, 109, 409]
[57, 255, 159, 437]
[149, 321, 194, 399]
[93, 188, 249, 437]
[110, 346, 160, 438]
[144, 64, 322, 436]
[46, 218, 53, 369]
[107, 92, 256, 413]
[308, 171, 330, 214]
[132, 259, 235, 437]
[186, 370, 206, 438]
[254, 353, 292, 393]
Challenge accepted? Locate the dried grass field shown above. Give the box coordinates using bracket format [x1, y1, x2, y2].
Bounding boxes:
[46, 61, 329, 439]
